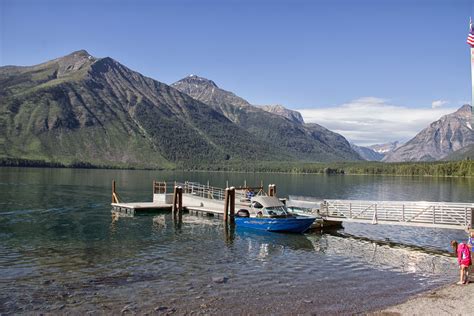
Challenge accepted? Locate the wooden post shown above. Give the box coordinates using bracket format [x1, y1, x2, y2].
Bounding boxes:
[402, 204, 405, 222]
[223, 188, 229, 222]
[112, 180, 116, 203]
[172, 186, 178, 214]
[177, 186, 183, 214]
[229, 187, 235, 224]
[349, 203, 352, 218]
[470, 208, 474, 228]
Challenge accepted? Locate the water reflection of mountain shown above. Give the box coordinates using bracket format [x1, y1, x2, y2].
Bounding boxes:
[307, 234, 456, 278]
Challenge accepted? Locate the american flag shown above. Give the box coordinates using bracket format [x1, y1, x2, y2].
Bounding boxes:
[467, 31, 474, 47]
[468, 18, 474, 47]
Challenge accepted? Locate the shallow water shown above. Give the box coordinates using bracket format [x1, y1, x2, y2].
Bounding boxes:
[0, 168, 472, 314]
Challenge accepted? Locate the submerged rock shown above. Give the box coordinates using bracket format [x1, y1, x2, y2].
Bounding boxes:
[211, 276, 228, 284]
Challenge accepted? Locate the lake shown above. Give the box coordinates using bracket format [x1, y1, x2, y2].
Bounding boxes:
[0, 168, 472, 314]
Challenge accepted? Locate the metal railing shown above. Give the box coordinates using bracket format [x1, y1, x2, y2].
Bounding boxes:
[155, 181, 265, 202]
[321, 199, 474, 228]
[178, 181, 227, 200]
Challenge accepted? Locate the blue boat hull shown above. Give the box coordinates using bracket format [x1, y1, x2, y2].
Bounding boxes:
[235, 216, 316, 233]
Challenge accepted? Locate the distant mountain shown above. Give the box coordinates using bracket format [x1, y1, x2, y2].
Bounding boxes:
[443, 144, 474, 161]
[259, 104, 305, 124]
[383, 105, 473, 162]
[350, 143, 384, 161]
[172, 75, 361, 162]
[368, 141, 401, 154]
[0, 51, 287, 168]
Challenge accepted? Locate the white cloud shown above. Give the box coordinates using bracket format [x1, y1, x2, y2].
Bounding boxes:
[297, 97, 458, 146]
[431, 100, 448, 108]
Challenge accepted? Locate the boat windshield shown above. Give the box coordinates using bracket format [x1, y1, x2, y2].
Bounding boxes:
[265, 206, 289, 216]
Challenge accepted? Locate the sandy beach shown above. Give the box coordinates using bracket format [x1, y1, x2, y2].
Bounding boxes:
[375, 282, 474, 315]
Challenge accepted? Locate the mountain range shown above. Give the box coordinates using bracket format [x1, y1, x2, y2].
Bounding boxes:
[383, 105, 473, 162]
[1, 50, 472, 169]
[171, 75, 361, 162]
[368, 141, 402, 155]
[350, 143, 385, 161]
[0, 50, 361, 168]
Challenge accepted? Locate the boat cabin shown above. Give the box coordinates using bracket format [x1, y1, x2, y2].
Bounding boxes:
[250, 196, 292, 218]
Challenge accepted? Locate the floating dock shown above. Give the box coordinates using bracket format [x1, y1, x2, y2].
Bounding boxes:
[111, 181, 262, 220]
[111, 180, 474, 230]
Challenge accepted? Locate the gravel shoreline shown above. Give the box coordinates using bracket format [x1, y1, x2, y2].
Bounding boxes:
[374, 281, 473, 315]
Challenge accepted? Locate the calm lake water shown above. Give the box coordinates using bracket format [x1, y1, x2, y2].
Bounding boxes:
[0, 168, 473, 314]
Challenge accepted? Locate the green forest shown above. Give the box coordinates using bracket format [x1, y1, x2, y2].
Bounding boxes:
[1, 157, 473, 177]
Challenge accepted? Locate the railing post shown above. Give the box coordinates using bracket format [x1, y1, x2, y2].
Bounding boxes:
[372, 204, 378, 225]
[349, 203, 352, 218]
[433, 206, 436, 224]
[402, 204, 405, 222]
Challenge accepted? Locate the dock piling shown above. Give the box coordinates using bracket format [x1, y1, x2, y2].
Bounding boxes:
[112, 180, 120, 203]
[229, 187, 235, 223]
[471, 208, 474, 228]
[268, 184, 276, 197]
[172, 186, 178, 214]
[178, 186, 183, 214]
[223, 188, 230, 222]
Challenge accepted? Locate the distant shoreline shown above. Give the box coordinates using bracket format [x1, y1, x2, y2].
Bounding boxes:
[0, 158, 473, 178]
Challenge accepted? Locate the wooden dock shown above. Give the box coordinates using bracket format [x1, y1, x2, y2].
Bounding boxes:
[111, 180, 474, 230]
[111, 181, 251, 219]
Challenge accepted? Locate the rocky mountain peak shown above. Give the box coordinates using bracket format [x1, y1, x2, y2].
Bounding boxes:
[53, 49, 97, 77]
[383, 104, 474, 162]
[175, 75, 218, 88]
[259, 104, 305, 124]
[454, 104, 472, 117]
[368, 141, 401, 154]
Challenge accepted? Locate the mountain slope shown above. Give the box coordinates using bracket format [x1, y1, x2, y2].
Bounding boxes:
[383, 105, 473, 162]
[172, 75, 361, 162]
[350, 143, 384, 161]
[0, 51, 287, 168]
[443, 144, 474, 161]
[259, 104, 305, 124]
[368, 141, 401, 155]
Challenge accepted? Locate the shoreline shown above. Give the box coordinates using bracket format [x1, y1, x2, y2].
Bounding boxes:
[373, 281, 473, 315]
[0, 164, 473, 179]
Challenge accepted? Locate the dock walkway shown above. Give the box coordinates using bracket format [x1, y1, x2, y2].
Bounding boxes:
[111, 181, 474, 230]
[289, 197, 474, 230]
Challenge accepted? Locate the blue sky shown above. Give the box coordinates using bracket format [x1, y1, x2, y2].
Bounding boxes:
[1, 0, 473, 144]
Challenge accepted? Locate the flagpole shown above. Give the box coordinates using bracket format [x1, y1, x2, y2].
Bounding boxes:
[470, 18, 474, 127]
[471, 46, 474, 127]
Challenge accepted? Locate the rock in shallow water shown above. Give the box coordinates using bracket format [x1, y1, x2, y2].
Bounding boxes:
[211, 276, 228, 284]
